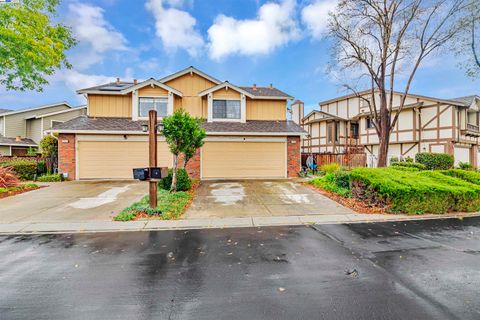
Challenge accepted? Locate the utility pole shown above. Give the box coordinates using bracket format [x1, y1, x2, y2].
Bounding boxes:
[148, 109, 157, 208]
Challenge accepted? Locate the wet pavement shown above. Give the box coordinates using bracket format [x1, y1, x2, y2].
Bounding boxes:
[1, 217, 479, 319]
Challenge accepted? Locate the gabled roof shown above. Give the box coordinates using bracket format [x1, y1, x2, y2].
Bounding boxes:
[302, 110, 348, 123]
[0, 137, 37, 147]
[77, 78, 182, 96]
[319, 90, 467, 107]
[451, 95, 480, 108]
[0, 102, 71, 117]
[198, 82, 255, 98]
[24, 105, 87, 120]
[240, 86, 293, 99]
[159, 66, 222, 85]
[0, 108, 12, 115]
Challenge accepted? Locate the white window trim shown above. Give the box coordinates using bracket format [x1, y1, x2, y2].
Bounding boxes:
[208, 94, 246, 123]
[135, 94, 171, 120]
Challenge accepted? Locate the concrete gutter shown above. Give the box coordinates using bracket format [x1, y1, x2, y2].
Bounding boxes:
[0, 212, 479, 235]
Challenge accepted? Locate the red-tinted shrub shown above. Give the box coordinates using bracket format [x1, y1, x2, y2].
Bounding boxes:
[0, 167, 20, 188]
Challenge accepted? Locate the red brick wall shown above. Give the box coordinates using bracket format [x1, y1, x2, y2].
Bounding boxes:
[58, 133, 76, 180]
[177, 149, 201, 179]
[287, 136, 301, 178]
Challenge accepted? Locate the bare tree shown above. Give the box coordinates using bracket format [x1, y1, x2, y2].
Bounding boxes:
[455, 0, 480, 77]
[327, 0, 470, 167]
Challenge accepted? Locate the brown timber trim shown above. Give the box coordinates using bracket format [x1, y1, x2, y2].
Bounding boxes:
[421, 104, 450, 130]
[401, 143, 418, 156]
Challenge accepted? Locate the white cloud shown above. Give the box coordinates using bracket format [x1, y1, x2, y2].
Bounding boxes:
[145, 0, 204, 56]
[301, 0, 337, 39]
[207, 0, 300, 60]
[59, 70, 115, 93]
[68, 3, 128, 53]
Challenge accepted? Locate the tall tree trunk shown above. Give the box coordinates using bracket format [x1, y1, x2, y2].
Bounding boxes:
[377, 132, 390, 167]
[171, 155, 178, 192]
[377, 94, 390, 168]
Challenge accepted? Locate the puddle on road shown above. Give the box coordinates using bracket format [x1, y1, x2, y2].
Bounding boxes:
[209, 183, 245, 205]
[68, 185, 131, 209]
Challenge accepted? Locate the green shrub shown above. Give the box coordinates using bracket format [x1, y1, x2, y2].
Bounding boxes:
[349, 168, 480, 214]
[390, 156, 399, 163]
[415, 152, 454, 170]
[390, 162, 426, 170]
[389, 166, 421, 172]
[37, 174, 62, 182]
[159, 168, 192, 191]
[441, 169, 480, 185]
[320, 163, 341, 174]
[458, 161, 473, 170]
[310, 172, 351, 197]
[0, 158, 37, 180]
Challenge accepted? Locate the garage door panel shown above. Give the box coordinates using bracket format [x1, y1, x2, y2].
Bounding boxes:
[202, 142, 286, 179]
[78, 141, 172, 179]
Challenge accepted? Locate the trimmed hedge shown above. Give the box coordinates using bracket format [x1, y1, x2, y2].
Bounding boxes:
[390, 162, 426, 170]
[159, 168, 192, 191]
[441, 169, 480, 185]
[0, 158, 37, 180]
[310, 172, 351, 197]
[37, 174, 63, 182]
[415, 152, 454, 170]
[349, 168, 480, 214]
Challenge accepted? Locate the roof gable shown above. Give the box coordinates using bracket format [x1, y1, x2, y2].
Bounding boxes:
[159, 66, 222, 85]
[198, 82, 254, 98]
[77, 78, 182, 96]
[0, 102, 71, 117]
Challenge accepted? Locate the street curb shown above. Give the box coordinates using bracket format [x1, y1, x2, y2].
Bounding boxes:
[0, 212, 478, 235]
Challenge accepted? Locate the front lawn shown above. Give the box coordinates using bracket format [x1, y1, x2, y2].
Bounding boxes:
[114, 188, 193, 221]
[0, 183, 40, 199]
[309, 167, 480, 215]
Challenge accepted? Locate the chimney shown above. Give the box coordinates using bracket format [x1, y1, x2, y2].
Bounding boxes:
[116, 77, 120, 85]
[133, 79, 138, 85]
[290, 100, 304, 125]
[15, 136, 22, 142]
[269, 83, 273, 89]
[252, 84, 257, 91]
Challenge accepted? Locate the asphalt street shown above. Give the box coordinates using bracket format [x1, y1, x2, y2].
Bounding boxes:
[0, 217, 479, 320]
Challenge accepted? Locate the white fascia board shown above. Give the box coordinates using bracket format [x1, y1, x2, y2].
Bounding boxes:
[159, 66, 222, 85]
[123, 79, 183, 97]
[1, 102, 72, 117]
[198, 82, 254, 98]
[33, 106, 87, 119]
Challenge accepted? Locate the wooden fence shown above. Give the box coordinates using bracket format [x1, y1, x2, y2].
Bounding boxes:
[302, 152, 367, 168]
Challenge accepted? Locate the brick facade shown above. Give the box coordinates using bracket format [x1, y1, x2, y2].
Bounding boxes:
[178, 148, 201, 179]
[287, 136, 301, 178]
[58, 133, 76, 180]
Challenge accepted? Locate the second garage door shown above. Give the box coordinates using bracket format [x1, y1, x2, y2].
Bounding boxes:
[78, 140, 172, 179]
[201, 141, 286, 179]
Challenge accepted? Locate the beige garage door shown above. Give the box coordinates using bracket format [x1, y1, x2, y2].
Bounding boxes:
[78, 141, 172, 179]
[201, 141, 286, 179]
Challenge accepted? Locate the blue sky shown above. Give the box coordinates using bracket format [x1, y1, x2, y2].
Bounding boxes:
[2, 0, 479, 114]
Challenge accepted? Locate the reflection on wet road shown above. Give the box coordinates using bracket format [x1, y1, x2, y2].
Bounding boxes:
[1, 217, 479, 319]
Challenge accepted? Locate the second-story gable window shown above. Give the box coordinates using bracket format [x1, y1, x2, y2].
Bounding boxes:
[366, 117, 375, 129]
[212, 99, 241, 120]
[139, 97, 168, 117]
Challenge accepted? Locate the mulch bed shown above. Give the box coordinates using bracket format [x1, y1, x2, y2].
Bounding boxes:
[304, 183, 390, 214]
[0, 185, 44, 200]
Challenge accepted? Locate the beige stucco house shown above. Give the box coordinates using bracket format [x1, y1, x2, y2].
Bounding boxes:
[49, 66, 305, 180]
[0, 103, 86, 156]
[293, 92, 480, 167]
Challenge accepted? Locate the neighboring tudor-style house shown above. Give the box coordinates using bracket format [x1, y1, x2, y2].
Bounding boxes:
[292, 92, 480, 167]
[49, 67, 305, 180]
[0, 103, 86, 156]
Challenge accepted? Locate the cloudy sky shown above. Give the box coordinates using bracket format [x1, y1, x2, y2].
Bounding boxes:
[2, 0, 479, 114]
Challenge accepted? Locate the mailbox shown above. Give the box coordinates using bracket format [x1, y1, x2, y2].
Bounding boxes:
[150, 167, 162, 180]
[133, 168, 149, 181]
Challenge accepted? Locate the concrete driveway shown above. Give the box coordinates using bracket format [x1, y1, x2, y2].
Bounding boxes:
[0, 181, 147, 224]
[184, 180, 353, 219]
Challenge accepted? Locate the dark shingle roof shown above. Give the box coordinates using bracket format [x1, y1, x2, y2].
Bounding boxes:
[451, 95, 479, 107]
[0, 137, 37, 146]
[51, 116, 305, 135]
[240, 86, 292, 98]
[0, 109, 12, 114]
[78, 81, 134, 92]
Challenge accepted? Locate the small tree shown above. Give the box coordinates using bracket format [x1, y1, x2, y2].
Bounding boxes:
[39, 135, 57, 173]
[162, 109, 205, 192]
[182, 117, 206, 169]
[0, 0, 77, 91]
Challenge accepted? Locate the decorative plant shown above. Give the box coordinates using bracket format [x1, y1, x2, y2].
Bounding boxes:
[0, 167, 20, 188]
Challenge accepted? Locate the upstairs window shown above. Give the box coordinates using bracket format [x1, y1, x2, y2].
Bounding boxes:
[366, 117, 375, 129]
[351, 123, 359, 138]
[139, 97, 168, 117]
[212, 99, 241, 120]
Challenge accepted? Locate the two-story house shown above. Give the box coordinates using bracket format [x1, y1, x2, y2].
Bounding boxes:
[293, 92, 480, 167]
[0, 103, 86, 156]
[49, 66, 305, 180]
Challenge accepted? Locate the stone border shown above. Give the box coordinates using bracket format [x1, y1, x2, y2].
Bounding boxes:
[0, 212, 478, 235]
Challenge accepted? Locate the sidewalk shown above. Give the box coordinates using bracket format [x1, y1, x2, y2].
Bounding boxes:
[0, 212, 478, 235]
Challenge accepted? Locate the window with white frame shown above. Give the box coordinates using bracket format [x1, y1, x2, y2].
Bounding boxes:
[139, 97, 168, 117]
[212, 99, 241, 119]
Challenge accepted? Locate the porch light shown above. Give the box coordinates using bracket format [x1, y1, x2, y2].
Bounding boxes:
[156, 122, 164, 132]
[141, 124, 149, 133]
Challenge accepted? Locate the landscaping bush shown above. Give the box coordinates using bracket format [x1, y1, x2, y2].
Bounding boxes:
[441, 169, 480, 185]
[159, 168, 192, 191]
[389, 166, 422, 172]
[349, 168, 480, 214]
[0, 167, 20, 188]
[37, 174, 62, 182]
[458, 161, 473, 170]
[0, 158, 37, 180]
[320, 163, 341, 174]
[415, 152, 454, 170]
[310, 171, 351, 197]
[390, 162, 426, 170]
